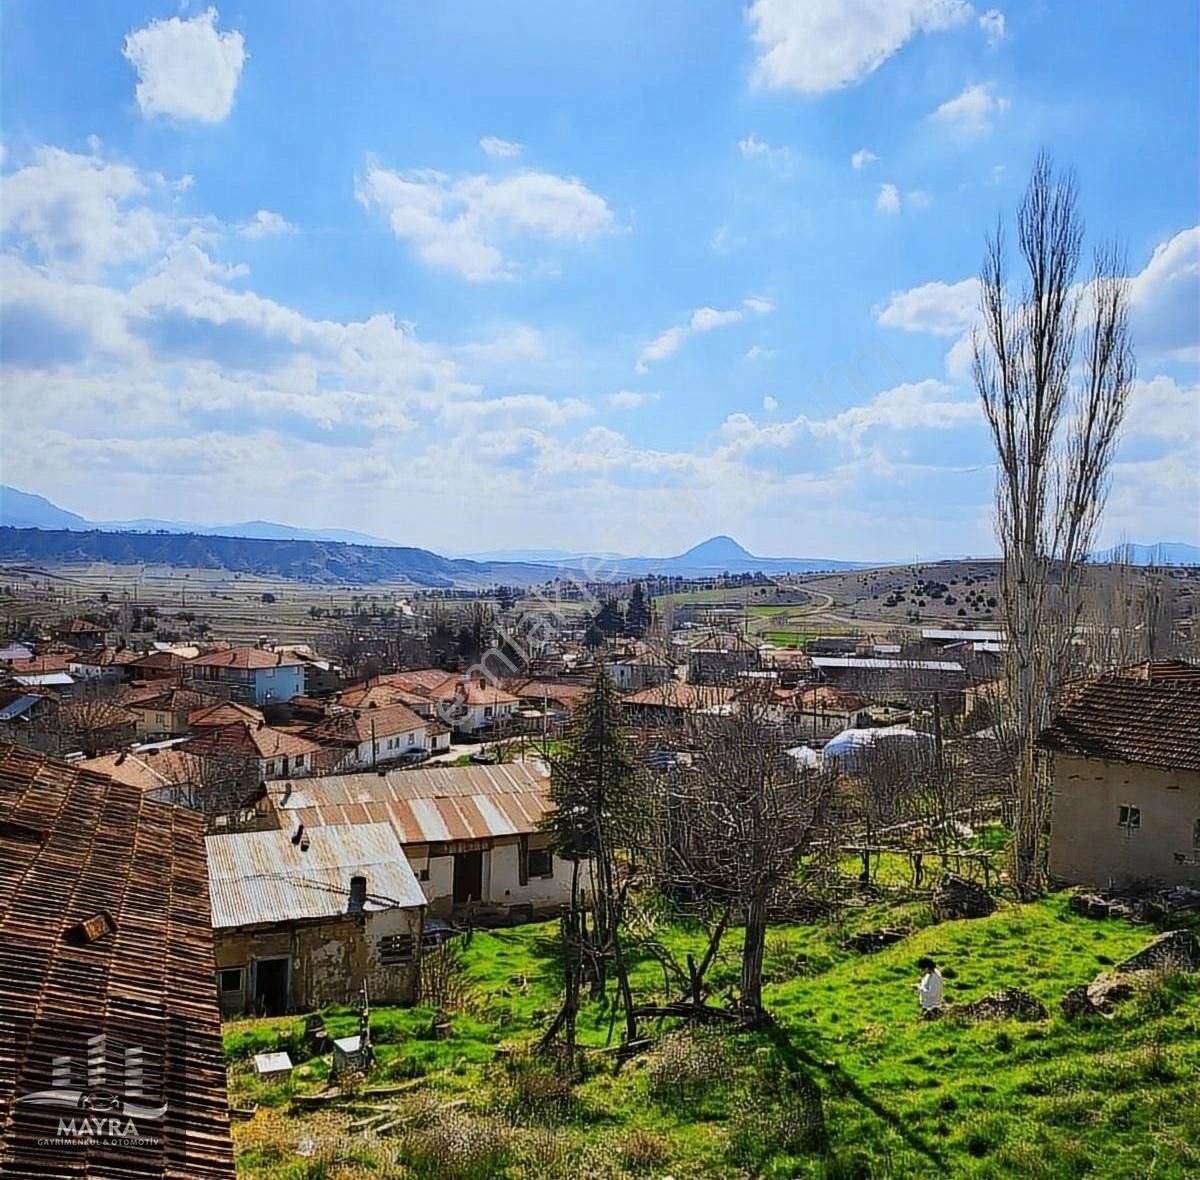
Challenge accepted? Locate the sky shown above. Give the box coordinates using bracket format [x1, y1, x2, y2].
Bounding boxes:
[0, 1, 1197, 562]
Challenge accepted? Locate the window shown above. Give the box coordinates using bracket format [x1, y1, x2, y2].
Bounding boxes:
[484, 706, 494, 719]
[219, 968, 245, 993]
[378, 933, 416, 964]
[1118, 804, 1141, 830]
[417, 867, 430, 882]
[519, 835, 554, 884]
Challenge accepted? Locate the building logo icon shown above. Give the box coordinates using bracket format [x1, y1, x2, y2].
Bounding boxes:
[15, 1033, 166, 1141]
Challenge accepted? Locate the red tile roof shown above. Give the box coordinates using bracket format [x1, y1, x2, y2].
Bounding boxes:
[1037, 674, 1200, 773]
[623, 682, 737, 710]
[0, 742, 233, 1177]
[185, 721, 322, 762]
[78, 747, 205, 795]
[187, 701, 264, 729]
[303, 703, 428, 746]
[190, 646, 301, 670]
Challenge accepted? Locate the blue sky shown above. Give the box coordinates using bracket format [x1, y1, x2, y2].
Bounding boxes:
[1, 1, 1197, 560]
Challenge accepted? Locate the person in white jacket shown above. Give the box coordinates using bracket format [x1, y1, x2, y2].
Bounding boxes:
[916, 956, 944, 1017]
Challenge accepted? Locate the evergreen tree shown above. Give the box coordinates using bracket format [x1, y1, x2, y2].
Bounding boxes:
[625, 583, 651, 637]
[594, 596, 625, 637]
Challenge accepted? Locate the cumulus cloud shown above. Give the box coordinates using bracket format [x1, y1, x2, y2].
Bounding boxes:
[122, 7, 246, 123]
[931, 83, 1011, 133]
[748, 0, 973, 94]
[876, 183, 901, 214]
[0, 147, 167, 278]
[851, 148, 878, 170]
[876, 278, 978, 336]
[240, 209, 294, 239]
[480, 136, 523, 159]
[356, 158, 615, 280]
[636, 297, 774, 371]
[738, 132, 796, 172]
[763, 395, 779, 411]
[1128, 225, 1200, 363]
[606, 390, 659, 409]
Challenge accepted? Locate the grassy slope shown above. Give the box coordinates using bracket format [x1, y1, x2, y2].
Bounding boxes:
[226, 895, 1200, 1178]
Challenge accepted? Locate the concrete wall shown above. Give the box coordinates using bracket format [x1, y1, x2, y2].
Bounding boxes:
[252, 664, 306, 705]
[212, 907, 422, 1014]
[1049, 754, 1200, 887]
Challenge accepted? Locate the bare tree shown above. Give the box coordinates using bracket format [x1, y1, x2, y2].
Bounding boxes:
[973, 152, 1135, 897]
[649, 692, 836, 1025]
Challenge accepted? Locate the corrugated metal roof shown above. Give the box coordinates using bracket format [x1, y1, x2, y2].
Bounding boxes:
[812, 657, 965, 673]
[266, 761, 552, 844]
[0, 694, 41, 722]
[206, 821, 425, 928]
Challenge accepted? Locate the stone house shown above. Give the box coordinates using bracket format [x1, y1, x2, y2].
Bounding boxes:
[206, 821, 427, 1016]
[686, 632, 761, 685]
[1037, 663, 1200, 888]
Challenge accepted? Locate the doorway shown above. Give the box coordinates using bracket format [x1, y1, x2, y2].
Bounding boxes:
[253, 957, 290, 1016]
[452, 850, 483, 905]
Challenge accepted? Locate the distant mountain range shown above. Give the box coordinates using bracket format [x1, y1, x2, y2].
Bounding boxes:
[1, 486, 1194, 585]
[0, 486, 399, 547]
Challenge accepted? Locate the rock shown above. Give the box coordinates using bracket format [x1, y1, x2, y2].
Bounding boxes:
[954, 988, 1047, 1022]
[1116, 929, 1200, 974]
[842, 927, 911, 954]
[932, 873, 996, 921]
[1085, 973, 1139, 1008]
[1060, 985, 1103, 1019]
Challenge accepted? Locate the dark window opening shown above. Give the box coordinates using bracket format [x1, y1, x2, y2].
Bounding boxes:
[219, 968, 245, 993]
[379, 933, 416, 964]
[1118, 804, 1141, 830]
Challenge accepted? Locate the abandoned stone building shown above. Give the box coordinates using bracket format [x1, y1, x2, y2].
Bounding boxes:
[1038, 662, 1200, 888]
[206, 821, 427, 1016]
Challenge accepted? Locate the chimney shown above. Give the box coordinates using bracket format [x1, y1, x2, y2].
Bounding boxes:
[281, 781, 292, 804]
[348, 875, 367, 912]
[290, 823, 305, 846]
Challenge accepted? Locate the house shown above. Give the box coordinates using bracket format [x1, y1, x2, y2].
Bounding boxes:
[623, 681, 738, 728]
[687, 632, 761, 685]
[188, 700, 265, 730]
[1037, 665, 1200, 888]
[425, 676, 520, 736]
[0, 642, 34, 664]
[127, 686, 221, 739]
[187, 645, 305, 705]
[337, 679, 437, 717]
[128, 649, 192, 682]
[265, 761, 570, 924]
[302, 702, 439, 772]
[0, 689, 53, 743]
[68, 647, 140, 682]
[810, 656, 969, 713]
[771, 684, 870, 742]
[207, 821, 427, 1015]
[0, 741, 233, 1178]
[79, 745, 207, 807]
[50, 617, 107, 650]
[276, 644, 340, 696]
[601, 641, 674, 692]
[184, 719, 322, 782]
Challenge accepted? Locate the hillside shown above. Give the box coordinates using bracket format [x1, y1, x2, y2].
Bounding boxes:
[225, 893, 1200, 1178]
[0, 527, 560, 588]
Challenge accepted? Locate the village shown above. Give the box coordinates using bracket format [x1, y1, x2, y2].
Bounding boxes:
[1, 556, 1198, 1177]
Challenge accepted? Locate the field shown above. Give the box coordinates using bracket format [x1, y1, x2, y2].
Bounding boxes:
[224, 892, 1200, 1178]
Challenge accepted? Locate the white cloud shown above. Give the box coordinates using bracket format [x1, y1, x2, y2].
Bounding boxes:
[907, 189, 933, 209]
[606, 390, 659, 409]
[441, 393, 591, 429]
[876, 277, 978, 336]
[931, 83, 1011, 133]
[738, 133, 795, 172]
[240, 209, 293, 239]
[745, 345, 778, 361]
[851, 148, 878, 170]
[748, 0, 973, 94]
[122, 7, 246, 123]
[480, 136, 523, 159]
[356, 159, 615, 280]
[637, 297, 774, 371]
[1123, 375, 1199, 443]
[876, 183, 901, 214]
[1129, 225, 1200, 363]
[763, 395, 779, 411]
[454, 324, 547, 366]
[0, 147, 166, 278]
[979, 9, 1006, 46]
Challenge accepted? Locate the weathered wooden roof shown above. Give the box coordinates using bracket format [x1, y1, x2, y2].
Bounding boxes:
[0, 741, 233, 1178]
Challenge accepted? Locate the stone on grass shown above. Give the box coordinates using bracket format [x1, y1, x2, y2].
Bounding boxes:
[932, 873, 996, 921]
[1116, 929, 1200, 974]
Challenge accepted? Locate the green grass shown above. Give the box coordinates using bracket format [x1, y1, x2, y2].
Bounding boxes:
[228, 895, 1200, 1178]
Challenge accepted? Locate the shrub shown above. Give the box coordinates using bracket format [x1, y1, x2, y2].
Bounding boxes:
[618, 1128, 670, 1172]
[404, 1110, 511, 1180]
[502, 1053, 576, 1123]
[647, 1029, 733, 1101]
[728, 1054, 826, 1168]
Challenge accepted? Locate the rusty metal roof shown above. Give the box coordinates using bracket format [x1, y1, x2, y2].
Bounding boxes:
[206, 821, 425, 928]
[266, 761, 552, 845]
[0, 740, 233, 1179]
